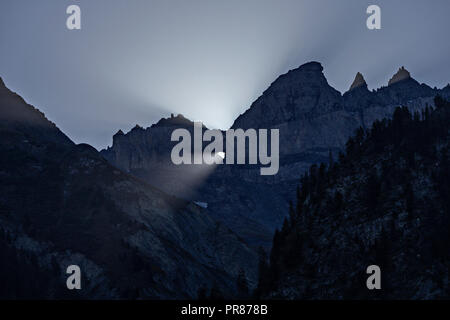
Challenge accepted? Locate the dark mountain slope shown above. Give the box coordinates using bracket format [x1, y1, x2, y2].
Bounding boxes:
[0, 77, 257, 299]
[258, 96, 450, 299]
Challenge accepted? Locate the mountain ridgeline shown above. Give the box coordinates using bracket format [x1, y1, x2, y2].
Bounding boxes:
[257, 96, 450, 299]
[101, 62, 450, 249]
[0, 77, 257, 299]
[1, 61, 449, 299]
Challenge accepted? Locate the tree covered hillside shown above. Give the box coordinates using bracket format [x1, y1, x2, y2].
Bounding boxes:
[258, 96, 450, 299]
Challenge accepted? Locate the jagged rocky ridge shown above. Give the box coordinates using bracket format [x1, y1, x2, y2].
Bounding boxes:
[101, 62, 450, 249]
[349, 72, 367, 91]
[0, 77, 257, 299]
[258, 97, 450, 299]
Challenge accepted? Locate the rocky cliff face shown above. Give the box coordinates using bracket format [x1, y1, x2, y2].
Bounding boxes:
[0, 78, 257, 299]
[101, 115, 281, 249]
[233, 64, 441, 160]
[232, 62, 344, 130]
[100, 63, 449, 250]
[101, 114, 212, 199]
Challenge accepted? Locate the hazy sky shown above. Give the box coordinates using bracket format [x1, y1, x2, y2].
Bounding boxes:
[1, 0, 449, 149]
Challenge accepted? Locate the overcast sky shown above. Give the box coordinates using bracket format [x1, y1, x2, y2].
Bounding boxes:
[1, 0, 449, 149]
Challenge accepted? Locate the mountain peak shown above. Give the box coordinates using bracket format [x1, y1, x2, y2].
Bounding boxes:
[114, 129, 125, 136]
[290, 61, 323, 74]
[151, 113, 201, 129]
[299, 61, 323, 70]
[131, 124, 143, 131]
[349, 72, 367, 91]
[0, 76, 4, 88]
[275, 61, 324, 82]
[232, 61, 343, 129]
[388, 66, 412, 86]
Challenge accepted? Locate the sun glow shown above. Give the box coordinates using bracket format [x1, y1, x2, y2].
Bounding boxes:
[216, 152, 225, 160]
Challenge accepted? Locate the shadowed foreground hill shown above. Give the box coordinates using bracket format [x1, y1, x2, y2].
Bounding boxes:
[0, 77, 257, 299]
[258, 96, 450, 299]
